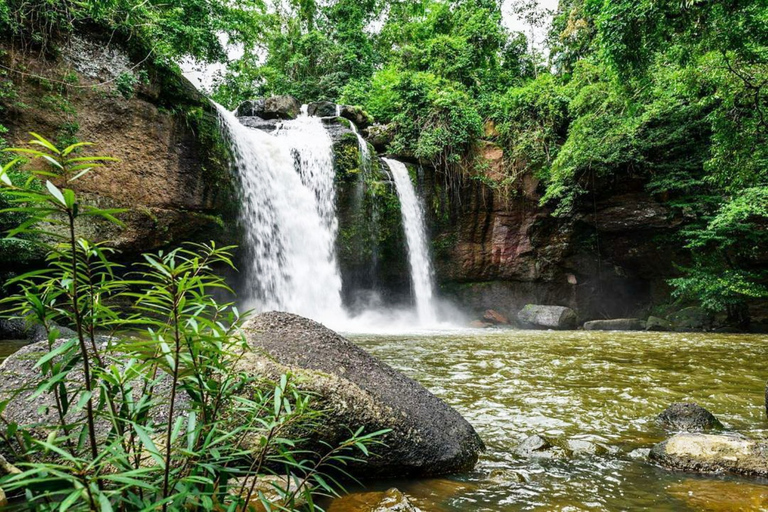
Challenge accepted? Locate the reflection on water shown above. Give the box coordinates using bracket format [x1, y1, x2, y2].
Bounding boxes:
[3, 330, 768, 511]
[337, 330, 768, 511]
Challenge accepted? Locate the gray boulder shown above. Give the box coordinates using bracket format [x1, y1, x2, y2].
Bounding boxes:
[365, 124, 395, 151]
[667, 306, 713, 332]
[239, 312, 484, 476]
[517, 305, 577, 330]
[583, 318, 646, 331]
[307, 101, 337, 117]
[650, 433, 768, 477]
[235, 98, 265, 117]
[238, 116, 282, 133]
[262, 95, 301, 120]
[657, 402, 723, 432]
[646, 316, 673, 331]
[513, 434, 568, 459]
[0, 317, 75, 342]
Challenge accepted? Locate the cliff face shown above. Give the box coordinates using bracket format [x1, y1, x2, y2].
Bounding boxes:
[418, 142, 686, 322]
[0, 35, 236, 266]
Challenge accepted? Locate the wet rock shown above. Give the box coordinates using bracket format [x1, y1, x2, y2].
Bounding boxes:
[0, 487, 6, 507]
[239, 312, 484, 477]
[646, 316, 673, 331]
[657, 402, 723, 432]
[650, 433, 768, 477]
[469, 320, 494, 329]
[0, 318, 75, 342]
[482, 309, 509, 325]
[365, 124, 395, 151]
[327, 488, 420, 512]
[238, 116, 282, 133]
[513, 434, 569, 459]
[235, 98, 266, 117]
[517, 305, 577, 330]
[564, 439, 609, 456]
[262, 95, 301, 120]
[308, 101, 337, 117]
[229, 475, 307, 512]
[583, 318, 646, 331]
[339, 105, 373, 128]
[668, 306, 713, 332]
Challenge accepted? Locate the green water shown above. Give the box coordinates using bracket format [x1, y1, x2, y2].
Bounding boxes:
[3, 330, 768, 511]
[334, 329, 768, 511]
[0, 340, 27, 363]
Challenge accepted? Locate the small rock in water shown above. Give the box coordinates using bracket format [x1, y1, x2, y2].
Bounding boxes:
[514, 434, 569, 459]
[564, 438, 609, 456]
[650, 433, 768, 477]
[482, 309, 509, 325]
[517, 305, 577, 330]
[583, 318, 646, 331]
[628, 448, 651, 459]
[646, 316, 673, 331]
[327, 488, 421, 512]
[657, 402, 723, 432]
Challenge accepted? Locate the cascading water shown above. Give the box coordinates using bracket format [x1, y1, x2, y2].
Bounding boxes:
[383, 158, 439, 325]
[336, 105, 371, 171]
[215, 104, 346, 323]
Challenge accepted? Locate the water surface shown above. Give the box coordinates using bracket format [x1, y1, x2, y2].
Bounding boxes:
[335, 329, 768, 511]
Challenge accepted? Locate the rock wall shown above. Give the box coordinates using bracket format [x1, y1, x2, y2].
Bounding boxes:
[0, 35, 237, 268]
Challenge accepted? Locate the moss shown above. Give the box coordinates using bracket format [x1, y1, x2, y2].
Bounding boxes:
[333, 133, 363, 183]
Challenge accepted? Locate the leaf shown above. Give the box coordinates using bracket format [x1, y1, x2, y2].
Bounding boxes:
[29, 132, 61, 154]
[46, 181, 67, 207]
[132, 423, 165, 468]
[34, 339, 77, 369]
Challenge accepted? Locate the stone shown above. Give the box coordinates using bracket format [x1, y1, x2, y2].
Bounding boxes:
[262, 95, 301, 120]
[0, 317, 75, 342]
[517, 305, 577, 330]
[327, 488, 420, 512]
[0, 454, 20, 476]
[339, 105, 373, 128]
[657, 402, 723, 432]
[583, 318, 646, 331]
[513, 434, 569, 459]
[564, 438, 609, 456]
[365, 124, 395, 151]
[646, 316, 673, 331]
[307, 101, 337, 117]
[0, 487, 6, 508]
[650, 433, 768, 477]
[239, 312, 484, 477]
[235, 98, 266, 117]
[482, 309, 509, 325]
[229, 475, 307, 512]
[667, 306, 713, 332]
[469, 320, 493, 328]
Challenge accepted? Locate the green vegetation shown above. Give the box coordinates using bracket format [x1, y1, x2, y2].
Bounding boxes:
[0, 135, 384, 510]
[212, 0, 767, 319]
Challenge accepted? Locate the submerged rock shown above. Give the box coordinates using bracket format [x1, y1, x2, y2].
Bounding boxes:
[650, 433, 768, 477]
[327, 488, 420, 512]
[517, 305, 577, 330]
[646, 316, 673, 331]
[262, 95, 301, 120]
[513, 434, 568, 459]
[583, 318, 646, 331]
[482, 309, 509, 325]
[308, 101, 337, 117]
[240, 312, 484, 477]
[657, 402, 723, 432]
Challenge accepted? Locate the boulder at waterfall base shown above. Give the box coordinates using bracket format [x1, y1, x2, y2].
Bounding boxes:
[583, 318, 646, 331]
[239, 312, 484, 476]
[517, 305, 577, 330]
[0, 312, 483, 478]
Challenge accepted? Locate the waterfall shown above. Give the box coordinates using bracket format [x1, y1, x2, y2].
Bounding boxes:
[335, 105, 371, 171]
[215, 104, 346, 323]
[383, 158, 439, 325]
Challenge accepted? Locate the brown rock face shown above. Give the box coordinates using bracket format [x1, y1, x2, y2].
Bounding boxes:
[1, 36, 236, 262]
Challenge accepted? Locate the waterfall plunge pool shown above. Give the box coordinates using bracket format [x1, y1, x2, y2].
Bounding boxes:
[325, 329, 768, 511]
[3, 329, 767, 511]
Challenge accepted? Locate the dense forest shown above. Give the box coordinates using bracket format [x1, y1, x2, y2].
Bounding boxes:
[1, 0, 766, 321]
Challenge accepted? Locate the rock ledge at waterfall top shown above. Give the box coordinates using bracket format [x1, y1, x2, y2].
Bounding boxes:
[240, 312, 484, 477]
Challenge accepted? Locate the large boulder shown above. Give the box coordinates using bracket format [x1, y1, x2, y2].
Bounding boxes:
[239, 312, 484, 476]
[338, 105, 373, 128]
[650, 433, 768, 477]
[668, 306, 713, 332]
[657, 403, 723, 432]
[517, 305, 577, 330]
[262, 95, 301, 120]
[583, 318, 646, 331]
[235, 98, 266, 117]
[307, 101, 337, 118]
[646, 316, 673, 331]
[0, 317, 75, 342]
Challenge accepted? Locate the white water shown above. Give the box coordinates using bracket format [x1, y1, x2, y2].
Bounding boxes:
[383, 158, 439, 325]
[335, 105, 371, 171]
[215, 104, 346, 324]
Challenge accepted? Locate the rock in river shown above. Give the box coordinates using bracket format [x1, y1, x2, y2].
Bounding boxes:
[650, 433, 768, 477]
[517, 305, 577, 330]
[657, 402, 723, 432]
[239, 312, 484, 476]
[262, 95, 301, 120]
[0, 313, 483, 478]
[583, 318, 646, 331]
